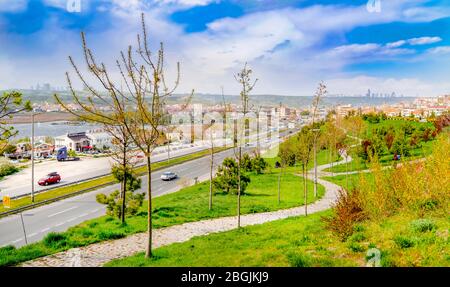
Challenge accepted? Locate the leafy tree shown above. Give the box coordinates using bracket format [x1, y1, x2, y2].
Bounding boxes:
[233, 63, 257, 228]
[0, 144, 17, 156]
[294, 127, 314, 216]
[240, 153, 253, 172]
[213, 157, 250, 195]
[0, 91, 31, 151]
[251, 155, 267, 174]
[96, 165, 144, 219]
[391, 134, 411, 157]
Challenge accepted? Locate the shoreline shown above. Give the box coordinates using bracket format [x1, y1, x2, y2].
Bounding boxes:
[5, 112, 77, 124]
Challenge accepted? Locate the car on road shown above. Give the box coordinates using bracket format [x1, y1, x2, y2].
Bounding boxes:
[160, 171, 177, 181]
[38, 172, 61, 186]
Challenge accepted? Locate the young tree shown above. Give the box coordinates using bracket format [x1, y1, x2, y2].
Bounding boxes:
[234, 63, 257, 228]
[0, 91, 31, 151]
[57, 13, 191, 258]
[311, 82, 326, 198]
[54, 31, 137, 224]
[294, 128, 314, 216]
[116, 14, 192, 258]
[277, 142, 293, 203]
[213, 157, 250, 194]
[96, 166, 144, 219]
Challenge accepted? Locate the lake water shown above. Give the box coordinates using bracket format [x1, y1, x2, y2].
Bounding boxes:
[10, 121, 103, 139]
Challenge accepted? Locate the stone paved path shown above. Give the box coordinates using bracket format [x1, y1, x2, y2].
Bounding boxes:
[21, 158, 348, 267]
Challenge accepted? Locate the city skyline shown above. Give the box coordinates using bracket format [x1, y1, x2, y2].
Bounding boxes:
[0, 0, 449, 97]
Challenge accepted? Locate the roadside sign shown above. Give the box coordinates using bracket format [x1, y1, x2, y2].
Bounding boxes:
[3, 196, 11, 209]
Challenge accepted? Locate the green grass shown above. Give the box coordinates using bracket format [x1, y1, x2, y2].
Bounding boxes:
[265, 148, 341, 174]
[0, 168, 325, 266]
[105, 209, 449, 267]
[322, 173, 373, 191]
[324, 140, 435, 173]
[0, 147, 228, 213]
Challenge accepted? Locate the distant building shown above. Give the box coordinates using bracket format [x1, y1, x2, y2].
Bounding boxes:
[54, 132, 92, 152]
[86, 129, 112, 150]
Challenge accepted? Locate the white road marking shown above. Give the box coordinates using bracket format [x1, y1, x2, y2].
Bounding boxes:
[41, 227, 50, 233]
[77, 213, 89, 218]
[28, 232, 38, 237]
[47, 206, 79, 218]
[54, 222, 64, 227]
[66, 217, 77, 223]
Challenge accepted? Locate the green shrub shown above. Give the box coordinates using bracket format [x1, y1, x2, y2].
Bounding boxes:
[394, 236, 414, 249]
[0, 245, 16, 255]
[0, 163, 19, 178]
[410, 219, 436, 233]
[347, 242, 365, 253]
[287, 252, 313, 267]
[43, 232, 68, 249]
[98, 230, 125, 240]
[349, 232, 366, 243]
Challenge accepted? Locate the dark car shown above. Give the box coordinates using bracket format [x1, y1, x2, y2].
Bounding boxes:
[160, 171, 177, 181]
[38, 172, 61, 186]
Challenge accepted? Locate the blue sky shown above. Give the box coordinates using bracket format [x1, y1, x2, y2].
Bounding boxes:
[0, 0, 449, 96]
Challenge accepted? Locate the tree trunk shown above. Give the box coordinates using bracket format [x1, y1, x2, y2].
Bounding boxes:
[209, 134, 214, 210]
[145, 153, 152, 258]
[313, 138, 317, 198]
[121, 148, 127, 224]
[237, 146, 241, 228]
[256, 112, 260, 155]
[303, 165, 308, 216]
[277, 168, 281, 204]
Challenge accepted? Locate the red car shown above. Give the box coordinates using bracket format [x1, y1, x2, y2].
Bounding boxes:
[38, 172, 61, 186]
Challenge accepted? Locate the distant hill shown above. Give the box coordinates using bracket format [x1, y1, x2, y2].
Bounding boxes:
[1, 89, 417, 108]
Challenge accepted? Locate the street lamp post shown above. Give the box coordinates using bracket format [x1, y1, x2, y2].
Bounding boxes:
[31, 113, 35, 203]
[31, 112, 43, 203]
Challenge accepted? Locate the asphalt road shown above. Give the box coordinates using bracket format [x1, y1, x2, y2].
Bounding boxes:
[0, 131, 292, 248]
[0, 143, 207, 199]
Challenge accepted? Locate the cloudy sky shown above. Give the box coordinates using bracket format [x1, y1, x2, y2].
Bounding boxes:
[0, 0, 449, 96]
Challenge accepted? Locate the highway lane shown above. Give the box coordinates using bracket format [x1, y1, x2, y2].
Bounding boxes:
[0, 143, 208, 199]
[0, 130, 293, 248]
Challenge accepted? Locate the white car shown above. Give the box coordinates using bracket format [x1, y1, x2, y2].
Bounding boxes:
[160, 171, 178, 181]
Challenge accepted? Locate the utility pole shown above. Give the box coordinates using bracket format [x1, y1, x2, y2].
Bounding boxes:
[31, 112, 35, 203]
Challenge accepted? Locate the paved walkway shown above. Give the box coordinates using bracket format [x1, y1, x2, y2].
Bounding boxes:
[21, 157, 349, 267]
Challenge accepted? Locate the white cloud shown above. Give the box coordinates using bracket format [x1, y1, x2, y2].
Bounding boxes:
[427, 46, 450, 55]
[386, 40, 407, 48]
[0, 0, 27, 12]
[408, 36, 442, 45]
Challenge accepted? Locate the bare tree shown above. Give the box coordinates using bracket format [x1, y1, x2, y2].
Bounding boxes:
[311, 82, 326, 198]
[116, 14, 192, 258]
[54, 31, 136, 224]
[57, 13, 191, 258]
[294, 128, 314, 216]
[0, 91, 31, 151]
[234, 63, 257, 228]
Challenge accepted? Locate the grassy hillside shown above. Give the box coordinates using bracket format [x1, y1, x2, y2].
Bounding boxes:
[0, 166, 325, 266]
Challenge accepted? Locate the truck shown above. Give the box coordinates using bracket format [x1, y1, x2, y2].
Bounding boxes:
[56, 146, 80, 162]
